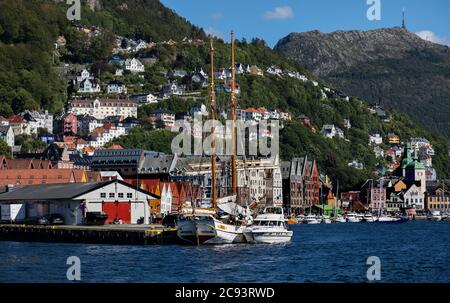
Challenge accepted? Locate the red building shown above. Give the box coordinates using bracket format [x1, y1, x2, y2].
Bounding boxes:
[281, 156, 321, 214]
[57, 113, 77, 135]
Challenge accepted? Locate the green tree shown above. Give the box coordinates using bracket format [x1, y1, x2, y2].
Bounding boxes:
[0, 139, 11, 158]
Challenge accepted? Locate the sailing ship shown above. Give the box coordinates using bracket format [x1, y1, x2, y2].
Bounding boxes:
[177, 34, 248, 245]
[205, 32, 248, 244]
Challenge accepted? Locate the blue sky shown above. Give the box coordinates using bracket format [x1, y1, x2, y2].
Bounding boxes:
[160, 0, 450, 47]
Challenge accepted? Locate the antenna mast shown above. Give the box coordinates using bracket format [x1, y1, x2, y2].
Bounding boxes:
[402, 8, 406, 29]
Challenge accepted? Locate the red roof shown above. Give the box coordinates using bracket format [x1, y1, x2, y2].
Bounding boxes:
[8, 115, 26, 123]
[108, 144, 124, 150]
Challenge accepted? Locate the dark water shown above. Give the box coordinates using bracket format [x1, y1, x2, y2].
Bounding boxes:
[1, 221, 450, 283]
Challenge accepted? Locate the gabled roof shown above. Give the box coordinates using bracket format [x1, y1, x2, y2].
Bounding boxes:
[0, 169, 81, 186]
[0, 179, 157, 201]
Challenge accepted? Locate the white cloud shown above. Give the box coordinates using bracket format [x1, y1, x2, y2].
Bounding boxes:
[204, 27, 227, 41]
[415, 30, 450, 46]
[263, 6, 294, 20]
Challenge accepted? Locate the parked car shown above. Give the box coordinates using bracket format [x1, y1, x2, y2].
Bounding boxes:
[37, 214, 64, 225]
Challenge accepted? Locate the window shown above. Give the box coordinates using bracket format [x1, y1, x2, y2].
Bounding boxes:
[100, 193, 106, 199]
[127, 193, 132, 199]
[118, 193, 124, 198]
[109, 193, 115, 198]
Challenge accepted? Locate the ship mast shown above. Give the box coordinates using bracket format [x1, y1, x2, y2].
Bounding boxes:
[210, 38, 217, 211]
[231, 31, 237, 195]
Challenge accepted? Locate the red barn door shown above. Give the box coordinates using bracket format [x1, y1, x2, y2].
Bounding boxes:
[103, 202, 131, 224]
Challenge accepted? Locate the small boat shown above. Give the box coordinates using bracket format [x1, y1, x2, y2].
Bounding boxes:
[176, 216, 217, 245]
[304, 214, 321, 224]
[243, 207, 293, 244]
[205, 217, 246, 244]
[377, 215, 401, 223]
[296, 214, 306, 224]
[320, 215, 332, 224]
[362, 213, 377, 223]
[346, 213, 362, 223]
[428, 211, 442, 222]
[333, 215, 347, 223]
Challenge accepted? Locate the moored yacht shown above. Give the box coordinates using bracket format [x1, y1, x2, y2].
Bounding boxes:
[377, 215, 401, 223]
[320, 215, 332, 224]
[428, 211, 442, 222]
[346, 213, 362, 223]
[296, 214, 306, 224]
[363, 213, 377, 223]
[304, 214, 321, 224]
[333, 215, 347, 223]
[243, 207, 293, 244]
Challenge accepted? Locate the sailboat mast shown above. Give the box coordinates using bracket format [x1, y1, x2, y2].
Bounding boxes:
[210, 38, 217, 211]
[231, 31, 237, 195]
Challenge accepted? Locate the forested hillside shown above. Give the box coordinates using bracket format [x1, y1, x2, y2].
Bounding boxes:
[0, 0, 449, 190]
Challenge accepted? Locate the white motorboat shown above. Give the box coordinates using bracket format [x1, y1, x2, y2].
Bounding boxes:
[304, 214, 321, 224]
[363, 213, 377, 223]
[320, 215, 332, 224]
[428, 211, 442, 222]
[296, 214, 306, 224]
[243, 207, 293, 244]
[346, 213, 362, 223]
[332, 215, 347, 223]
[377, 215, 401, 223]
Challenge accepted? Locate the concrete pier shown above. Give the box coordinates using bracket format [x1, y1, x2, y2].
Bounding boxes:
[0, 224, 179, 245]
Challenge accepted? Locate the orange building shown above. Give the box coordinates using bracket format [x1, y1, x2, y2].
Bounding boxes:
[0, 169, 88, 186]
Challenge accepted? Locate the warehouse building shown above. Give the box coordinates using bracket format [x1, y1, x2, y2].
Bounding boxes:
[0, 180, 158, 225]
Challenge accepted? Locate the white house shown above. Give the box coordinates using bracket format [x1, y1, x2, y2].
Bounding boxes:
[373, 146, 385, 158]
[369, 133, 383, 145]
[131, 93, 158, 104]
[321, 125, 344, 139]
[214, 69, 227, 80]
[22, 110, 54, 134]
[76, 69, 92, 83]
[89, 124, 127, 148]
[134, 40, 148, 52]
[266, 65, 283, 76]
[78, 78, 101, 93]
[160, 82, 184, 98]
[403, 184, 425, 210]
[160, 183, 173, 216]
[125, 58, 145, 73]
[0, 125, 14, 147]
[348, 160, 364, 170]
[0, 180, 156, 225]
[107, 80, 127, 94]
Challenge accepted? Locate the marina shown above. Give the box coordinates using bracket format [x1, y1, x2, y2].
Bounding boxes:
[1, 221, 449, 283]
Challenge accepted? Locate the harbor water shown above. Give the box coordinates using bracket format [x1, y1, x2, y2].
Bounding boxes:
[1, 221, 449, 283]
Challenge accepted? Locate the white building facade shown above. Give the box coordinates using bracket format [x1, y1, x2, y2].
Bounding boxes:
[69, 98, 138, 120]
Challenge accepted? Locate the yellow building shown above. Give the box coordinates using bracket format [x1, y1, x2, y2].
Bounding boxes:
[388, 133, 400, 145]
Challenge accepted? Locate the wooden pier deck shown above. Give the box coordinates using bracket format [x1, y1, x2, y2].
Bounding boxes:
[0, 224, 179, 245]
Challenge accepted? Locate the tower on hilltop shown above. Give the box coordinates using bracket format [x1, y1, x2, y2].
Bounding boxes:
[402, 8, 407, 29]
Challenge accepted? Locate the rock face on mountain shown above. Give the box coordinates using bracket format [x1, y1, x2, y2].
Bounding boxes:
[274, 28, 450, 137]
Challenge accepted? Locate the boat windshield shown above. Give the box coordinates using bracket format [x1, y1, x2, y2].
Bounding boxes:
[263, 207, 283, 214]
[254, 220, 283, 226]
